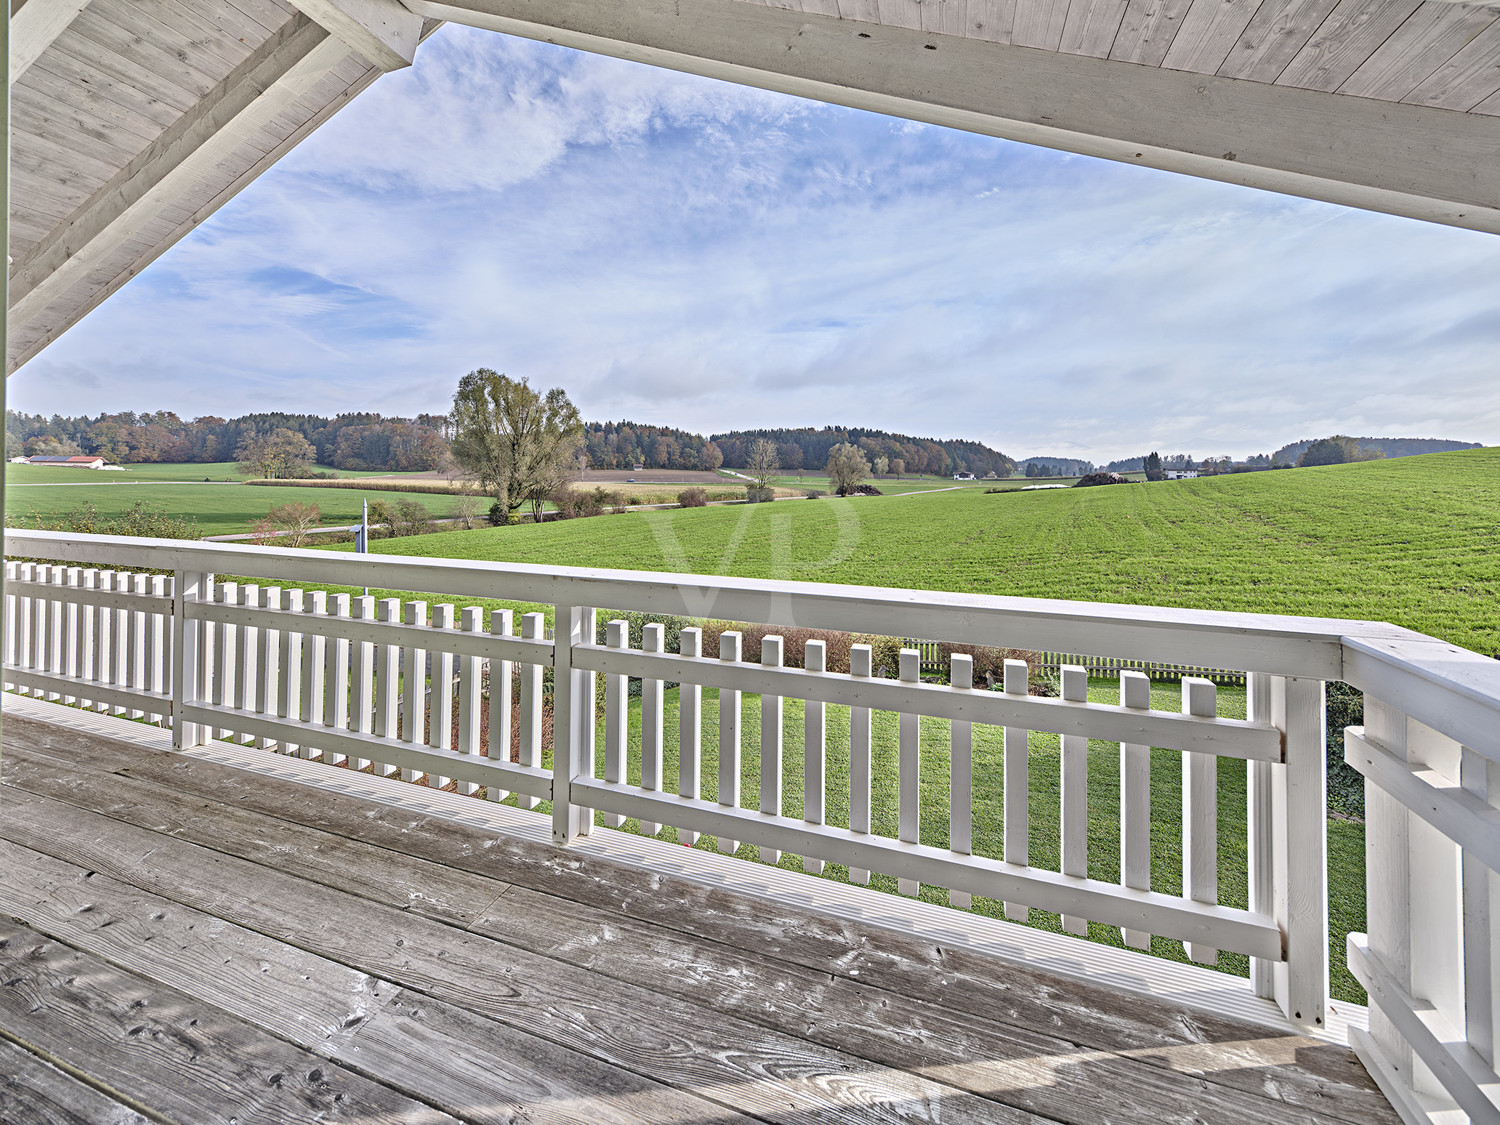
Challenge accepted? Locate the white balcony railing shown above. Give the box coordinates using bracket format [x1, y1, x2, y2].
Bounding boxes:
[4, 528, 1498, 1125]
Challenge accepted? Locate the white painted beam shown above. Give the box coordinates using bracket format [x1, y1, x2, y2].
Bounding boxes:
[7, 18, 353, 365]
[402, 0, 1500, 234]
[9, 0, 93, 84]
[286, 0, 422, 71]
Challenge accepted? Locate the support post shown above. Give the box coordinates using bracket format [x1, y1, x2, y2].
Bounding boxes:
[172, 570, 209, 749]
[552, 604, 595, 845]
[1272, 675, 1328, 1029]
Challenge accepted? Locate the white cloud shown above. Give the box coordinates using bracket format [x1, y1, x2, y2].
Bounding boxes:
[12, 26, 1500, 462]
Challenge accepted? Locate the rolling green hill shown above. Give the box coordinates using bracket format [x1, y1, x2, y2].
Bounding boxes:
[353, 448, 1500, 655]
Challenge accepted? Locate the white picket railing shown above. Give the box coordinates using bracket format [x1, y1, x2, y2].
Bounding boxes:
[4, 528, 1498, 1124]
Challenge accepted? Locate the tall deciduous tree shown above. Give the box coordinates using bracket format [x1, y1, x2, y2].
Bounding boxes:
[826, 442, 871, 496]
[449, 370, 584, 524]
[236, 428, 316, 478]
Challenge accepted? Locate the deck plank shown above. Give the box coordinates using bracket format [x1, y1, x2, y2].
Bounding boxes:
[0, 919, 455, 1125]
[0, 785, 1048, 1125]
[0, 838, 758, 1125]
[3, 715, 1395, 1125]
[0, 1038, 154, 1125]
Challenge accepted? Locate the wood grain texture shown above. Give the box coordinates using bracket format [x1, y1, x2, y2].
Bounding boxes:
[1059, 0, 1131, 58]
[0, 919, 452, 1125]
[1275, 0, 1423, 92]
[1010, 0, 1071, 49]
[1160, 0, 1266, 74]
[1217, 0, 1341, 82]
[1339, 3, 1500, 101]
[1401, 14, 1500, 110]
[1109, 0, 1193, 64]
[3, 717, 1396, 1124]
[0, 1039, 153, 1125]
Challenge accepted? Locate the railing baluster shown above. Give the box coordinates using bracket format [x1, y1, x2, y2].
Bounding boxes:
[172, 570, 209, 750]
[300, 590, 326, 761]
[1120, 669, 1153, 949]
[1247, 671, 1275, 998]
[33, 565, 53, 701]
[374, 598, 401, 775]
[640, 623, 665, 837]
[127, 573, 148, 718]
[718, 631, 742, 855]
[551, 604, 596, 845]
[849, 643, 873, 885]
[457, 606, 483, 794]
[760, 635, 784, 865]
[427, 603, 456, 787]
[898, 646, 920, 896]
[79, 569, 97, 709]
[1183, 676, 1219, 964]
[325, 593, 352, 766]
[518, 611, 544, 809]
[400, 599, 428, 781]
[678, 626, 703, 846]
[3, 562, 16, 692]
[1060, 663, 1089, 935]
[236, 584, 259, 741]
[148, 575, 168, 723]
[258, 587, 281, 748]
[1003, 657, 1030, 921]
[804, 639, 827, 874]
[351, 595, 376, 771]
[59, 568, 79, 706]
[949, 652, 973, 908]
[603, 619, 629, 827]
[18, 563, 36, 697]
[1459, 743, 1494, 1070]
[214, 580, 237, 735]
[278, 589, 304, 757]
[486, 609, 513, 802]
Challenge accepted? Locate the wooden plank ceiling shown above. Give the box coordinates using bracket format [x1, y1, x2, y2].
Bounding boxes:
[7, 0, 1500, 374]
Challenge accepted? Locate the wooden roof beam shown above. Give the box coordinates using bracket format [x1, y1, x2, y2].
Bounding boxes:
[400, 0, 1500, 235]
[5, 16, 355, 370]
[9, 0, 94, 84]
[287, 0, 423, 71]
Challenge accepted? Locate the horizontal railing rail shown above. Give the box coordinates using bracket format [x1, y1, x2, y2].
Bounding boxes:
[8, 526, 1500, 1089]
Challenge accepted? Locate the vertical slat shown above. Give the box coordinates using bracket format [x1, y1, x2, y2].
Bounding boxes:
[59, 568, 79, 705]
[898, 647, 921, 896]
[1120, 669, 1152, 949]
[214, 581, 237, 735]
[374, 598, 401, 775]
[401, 600, 428, 781]
[1460, 745, 1495, 1069]
[849, 643, 873, 885]
[949, 652, 974, 909]
[1272, 675, 1328, 1029]
[258, 587, 281, 748]
[350, 595, 376, 770]
[551, 605, 596, 845]
[457, 606, 483, 794]
[678, 627, 703, 846]
[718, 631, 743, 855]
[518, 611, 544, 810]
[1060, 663, 1089, 934]
[300, 590, 327, 761]
[1363, 696, 1413, 1080]
[236, 584, 259, 741]
[1183, 676, 1219, 964]
[1247, 671, 1276, 997]
[37, 566, 56, 701]
[760, 635, 785, 865]
[325, 593, 351, 766]
[486, 609, 513, 802]
[90, 568, 107, 709]
[428, 603, 456, 788]
[603, 619, 628, 827]
[78, 569, 97, 708]
[804, 639, 827, 875]
[172, 570, 208, 750]
[16, 563, 35, 697]
[640, 623, 665, 837]
[147, 575, 168, 723]
[126, 573, 148, 718]
[50, 567, 67, 703]
[1003, 657, 1030, 921]
[278, 589, 304, 757]
[3, 562, 16, 692]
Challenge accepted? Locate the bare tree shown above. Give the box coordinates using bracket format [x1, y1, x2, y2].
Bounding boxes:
[826, 442, 872, 496]
[449, 494, 482, 529]
[257, 502, 322, 546]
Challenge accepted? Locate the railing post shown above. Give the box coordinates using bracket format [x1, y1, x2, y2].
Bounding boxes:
[172, 569, 209, 749]
[1247, 671, 1276, 998]
[1271, 675, 1328, 1029]
[552, 604, 595, 845]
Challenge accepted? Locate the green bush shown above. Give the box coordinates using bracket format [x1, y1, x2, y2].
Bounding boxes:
[745, 485, 775, 504]
[26, 500, 200, 541]
[677, 487, 708, 508]
[1326, 681, 1365, 818]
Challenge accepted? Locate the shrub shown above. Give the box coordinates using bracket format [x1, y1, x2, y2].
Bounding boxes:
[27, 500, 200, 541]
[745, 485, 775, 504]
[677, 487, 708, 508]
[489, 500, 510, 526]
[388, 499, 436, 538]
[805, 489, 825, 499]
[1073, 472, 1132, 487]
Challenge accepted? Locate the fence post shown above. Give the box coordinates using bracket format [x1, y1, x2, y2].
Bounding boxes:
[552, 604, 595, 845]
[1271, 675, 1328, 1028]
[1247, 671, 1276, 998]
[172, 570, 209, 749]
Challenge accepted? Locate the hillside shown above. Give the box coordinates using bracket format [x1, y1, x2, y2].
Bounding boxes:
[710, 426, 1013, 478]
[355, 448, 1500, 656]
[1271, 436, 1481, 464]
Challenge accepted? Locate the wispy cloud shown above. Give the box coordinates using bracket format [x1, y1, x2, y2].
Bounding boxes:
[12, 26, 1500, 461]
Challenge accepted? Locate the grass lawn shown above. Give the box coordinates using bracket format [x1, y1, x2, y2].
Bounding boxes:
[6, 476, 469, 534]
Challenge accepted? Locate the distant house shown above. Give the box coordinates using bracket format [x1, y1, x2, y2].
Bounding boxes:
[1164, 469, 1199, 480]
[27, 455, 107, 469]
[953, 471, 975, 481]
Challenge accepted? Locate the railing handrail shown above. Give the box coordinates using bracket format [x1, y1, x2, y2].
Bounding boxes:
[4, 527, 1421, 678]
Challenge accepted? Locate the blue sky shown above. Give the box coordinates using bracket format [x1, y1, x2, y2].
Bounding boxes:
[12, 25, 1500, 463]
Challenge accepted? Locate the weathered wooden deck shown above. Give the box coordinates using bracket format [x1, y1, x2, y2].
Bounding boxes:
[0, 707, 1396, 1125]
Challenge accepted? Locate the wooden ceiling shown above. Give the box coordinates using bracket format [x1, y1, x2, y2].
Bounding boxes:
[8, 0, 1500, 374]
